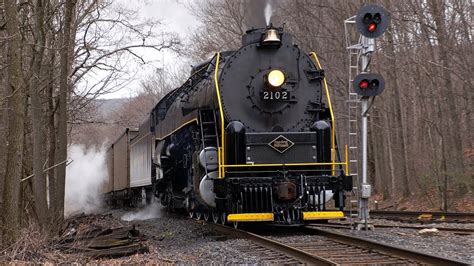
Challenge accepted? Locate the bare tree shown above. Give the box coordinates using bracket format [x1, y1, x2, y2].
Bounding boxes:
[54, 0, 77, 225]
[29, 0, 49, 230]
[2, 0, 26, 244]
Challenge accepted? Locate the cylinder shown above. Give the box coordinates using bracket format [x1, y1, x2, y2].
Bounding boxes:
[225, 121, 246, 166]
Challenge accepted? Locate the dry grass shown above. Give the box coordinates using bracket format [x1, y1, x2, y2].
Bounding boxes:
[0, 214, 129, 263]
[0, 223, 53, 263]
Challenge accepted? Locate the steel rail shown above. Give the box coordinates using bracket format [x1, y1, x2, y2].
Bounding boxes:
[347, 210, 474, 223]
[206, 221, 470, 264]
[208, 223, 336, 265]
[305, 226, 470, 265]
[309, 223, 474, 234]
[370, 210, 474, 219]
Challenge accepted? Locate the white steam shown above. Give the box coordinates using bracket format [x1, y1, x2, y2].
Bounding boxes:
[65, 145, 107, 217]
[121, 203, 163, 221]
[265, 0, 273, 26]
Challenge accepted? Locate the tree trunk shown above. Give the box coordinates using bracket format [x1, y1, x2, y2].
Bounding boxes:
[440, 134, 449, 212]
[2, 0, 26, 245]
[369, 111, 384, 196]
[0, 37, 7, 220]
[385, 27, 411, 197]
[29, 0, 49, 229]
[429, 0, 464, 165]
[47, 37, 58, 228]
[384, 111, 396, 199]
[55, 0, 76, 223]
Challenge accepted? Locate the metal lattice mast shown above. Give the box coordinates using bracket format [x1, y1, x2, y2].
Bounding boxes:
[344, 16, 361, 219]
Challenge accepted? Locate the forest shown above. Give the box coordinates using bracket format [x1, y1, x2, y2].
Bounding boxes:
[0, 0, 472, 250]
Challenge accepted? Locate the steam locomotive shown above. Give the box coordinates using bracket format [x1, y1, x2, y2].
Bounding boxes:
[103, 26, 352, 225]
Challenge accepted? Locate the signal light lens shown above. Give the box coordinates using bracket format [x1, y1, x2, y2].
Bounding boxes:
[373, 13, 381, 23]
[368, 23, 377, 32]
[370, 79, 379, 89]
[363, 13, 372, 24]
[266, 69, 286, 88]
[359, 79, 369, 89]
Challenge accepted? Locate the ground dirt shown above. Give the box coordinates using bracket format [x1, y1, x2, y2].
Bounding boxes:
[370, 190, 474, 212]
[1, 192, 473, 263]
[2, 207, 257, 264]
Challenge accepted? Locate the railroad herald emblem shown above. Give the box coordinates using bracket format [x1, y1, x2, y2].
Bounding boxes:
[268, 135, 295, 153]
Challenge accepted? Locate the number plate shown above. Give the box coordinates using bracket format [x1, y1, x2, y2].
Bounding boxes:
[261, 91, 290, 101]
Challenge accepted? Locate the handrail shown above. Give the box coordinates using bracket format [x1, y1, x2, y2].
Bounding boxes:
[309, 52, 336, 176]
[345, 144, 349, 174]
[213, 52, 225, 178]
[223, 162, 347, 168]
[212, 51, 347, 177]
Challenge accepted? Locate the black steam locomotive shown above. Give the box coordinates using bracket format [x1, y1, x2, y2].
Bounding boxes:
[105, 26, 352, 225]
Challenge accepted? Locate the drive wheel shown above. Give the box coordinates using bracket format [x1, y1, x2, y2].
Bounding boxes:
[186, 196, 195, 219]
[220, 212, 227, 225]
[231, 193, 243, 228]
[212, 211, 219, 223]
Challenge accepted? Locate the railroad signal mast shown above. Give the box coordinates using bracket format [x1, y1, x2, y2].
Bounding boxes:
[346, 4, 390, 230]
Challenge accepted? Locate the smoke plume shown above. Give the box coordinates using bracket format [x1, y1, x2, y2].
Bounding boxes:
[243, 0, 267, 29]
[65, 145, 107, 217]
[121, 203, 163, 221]
[264, 1, 272, 26]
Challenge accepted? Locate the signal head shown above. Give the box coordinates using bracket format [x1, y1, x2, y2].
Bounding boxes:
[356, 4, 390, 38]
[353, 73, 385, 96]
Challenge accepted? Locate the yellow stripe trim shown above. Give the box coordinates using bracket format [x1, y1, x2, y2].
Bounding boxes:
[310, 52, 336, 176]
[214, 53, 225, 178]
[227, 213, 274, 222]
[303, 211, 344, 220]
[156, 119, 199, 140]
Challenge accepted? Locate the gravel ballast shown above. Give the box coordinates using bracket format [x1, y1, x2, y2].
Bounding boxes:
[29, 206, 473, 264]
[84, 207, 266, 264]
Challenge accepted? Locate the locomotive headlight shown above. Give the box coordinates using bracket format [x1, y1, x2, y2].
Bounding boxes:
[266, 69, 285, 89]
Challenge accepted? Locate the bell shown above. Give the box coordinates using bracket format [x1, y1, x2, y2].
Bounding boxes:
[262, 29, 281, 44]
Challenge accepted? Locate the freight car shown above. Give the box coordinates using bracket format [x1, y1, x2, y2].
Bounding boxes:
[104, 25, 352, 225]
[103, 127, 155, 206]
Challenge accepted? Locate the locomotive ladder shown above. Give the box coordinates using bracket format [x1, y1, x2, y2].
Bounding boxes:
[345, 16, 361, 219]
[198, 109, 220, 176]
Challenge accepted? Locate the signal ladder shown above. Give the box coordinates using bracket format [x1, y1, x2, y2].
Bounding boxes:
[345, 17, 362, 219]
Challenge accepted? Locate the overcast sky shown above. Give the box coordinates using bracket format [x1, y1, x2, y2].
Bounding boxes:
[100, 0, 200, 99]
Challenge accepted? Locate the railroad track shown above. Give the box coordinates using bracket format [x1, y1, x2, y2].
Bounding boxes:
[207, 223, 470, 265]
[349, 210, 474, 223]
[309, 222, 474, 235]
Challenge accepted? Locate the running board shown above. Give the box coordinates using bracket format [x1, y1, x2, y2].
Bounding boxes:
[227, 213, 274, 222]
[303, 211, 344, 220]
